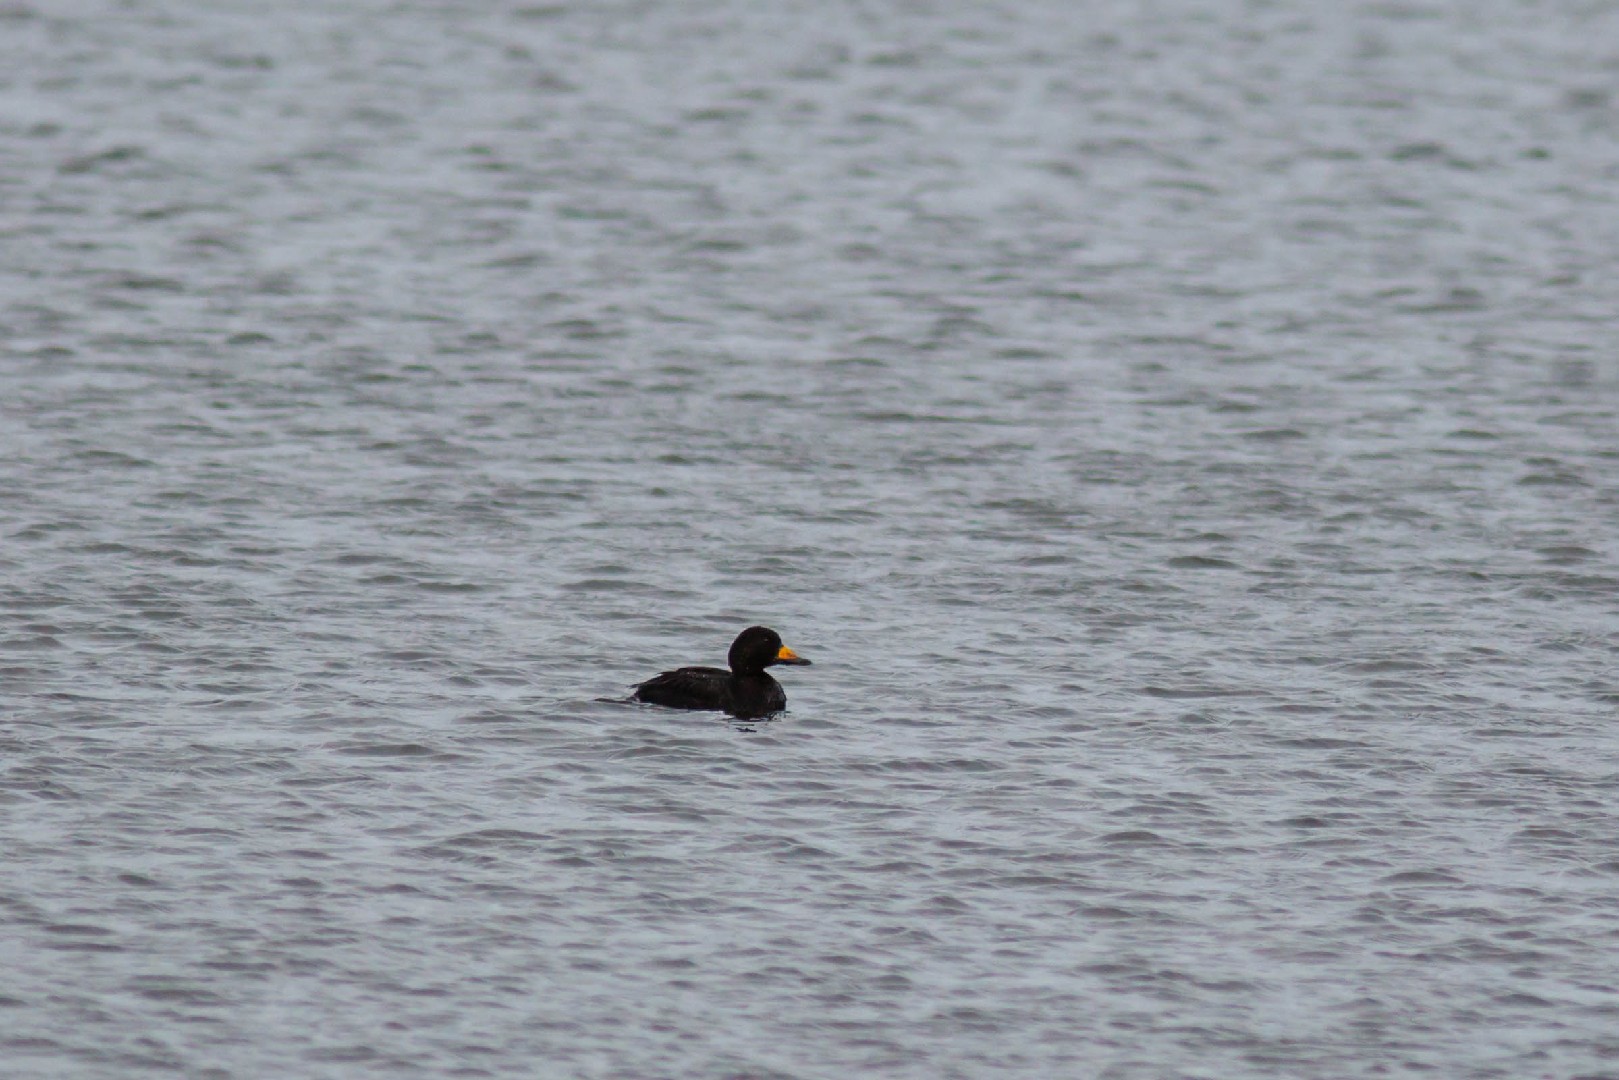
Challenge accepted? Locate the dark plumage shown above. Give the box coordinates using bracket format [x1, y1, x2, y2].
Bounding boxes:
[632, 626, 812, 718]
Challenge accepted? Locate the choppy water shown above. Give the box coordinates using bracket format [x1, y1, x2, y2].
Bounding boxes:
[4, 1, 1619, 1077]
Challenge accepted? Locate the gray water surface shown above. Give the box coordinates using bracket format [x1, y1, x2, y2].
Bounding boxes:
[4, 2, 1619, 1078]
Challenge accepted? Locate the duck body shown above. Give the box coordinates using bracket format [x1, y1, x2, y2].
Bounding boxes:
[632, 666, 787, 716]
[632, 626, 810, 718]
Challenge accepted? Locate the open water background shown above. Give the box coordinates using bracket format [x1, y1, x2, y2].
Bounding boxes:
[3, 1, 1619, 1077]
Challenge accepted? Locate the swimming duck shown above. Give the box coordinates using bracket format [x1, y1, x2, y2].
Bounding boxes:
[632, 626, 811, 718]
